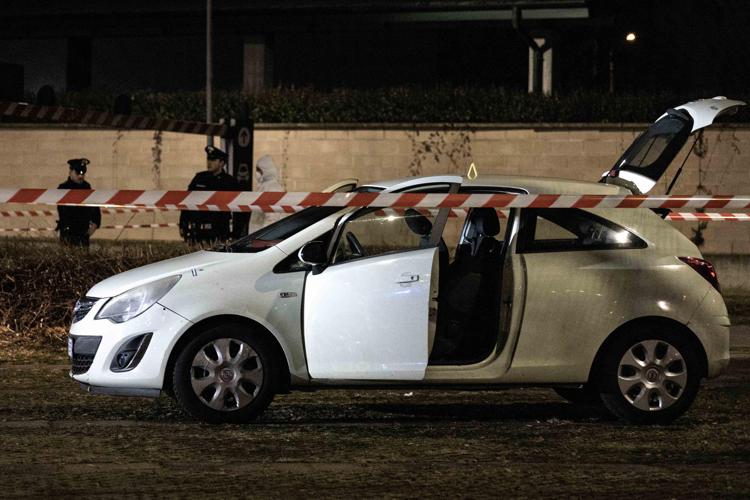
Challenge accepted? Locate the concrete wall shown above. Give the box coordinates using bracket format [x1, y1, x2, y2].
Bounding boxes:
[1, 123, 748, 253]
[708, 255, 750, 291]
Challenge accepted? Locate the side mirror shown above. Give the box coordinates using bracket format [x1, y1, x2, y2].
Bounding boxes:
[298, 241, 328, 273]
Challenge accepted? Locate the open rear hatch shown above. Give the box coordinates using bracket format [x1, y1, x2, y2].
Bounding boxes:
[602, 97, 745, 193]
[322, 178, 359, 193]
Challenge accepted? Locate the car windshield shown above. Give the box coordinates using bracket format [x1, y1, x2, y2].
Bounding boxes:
[216, 206, 344, 253]
[212, 185, 387, 253]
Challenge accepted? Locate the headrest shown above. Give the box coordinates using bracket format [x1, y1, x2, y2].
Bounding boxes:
[404, 208, 433, 236]
[470, 208, 500, 237]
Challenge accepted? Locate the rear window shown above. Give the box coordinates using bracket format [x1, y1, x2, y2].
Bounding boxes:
[518, 209, 646, 253]
[612, 112, 692, 179]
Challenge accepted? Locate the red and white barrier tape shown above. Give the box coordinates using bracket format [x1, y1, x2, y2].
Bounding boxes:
[0, 207, 170, 218]
[2, 188, 750, 211]
[0, 101, 226, 136]
[0, 209, 56, 218]
[0, 223, 179, 233]
[5, 207, 750, 223]
[666, 212, 750, 222]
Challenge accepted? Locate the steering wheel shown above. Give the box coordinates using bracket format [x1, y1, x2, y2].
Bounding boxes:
[346, 231, 365, 257]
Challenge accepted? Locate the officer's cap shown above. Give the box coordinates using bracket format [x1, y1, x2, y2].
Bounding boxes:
[205, 145, 228, 162]
[67, 158, 90, 174]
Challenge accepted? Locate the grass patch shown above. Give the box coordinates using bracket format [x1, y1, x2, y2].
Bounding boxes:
[0, 238, 196, 358]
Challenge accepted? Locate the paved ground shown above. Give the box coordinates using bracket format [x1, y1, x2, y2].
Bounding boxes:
[1, 328, 749, 498]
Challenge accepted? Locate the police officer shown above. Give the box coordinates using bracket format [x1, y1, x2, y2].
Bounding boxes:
[179, 146, 238, 243]
[57, 158, 101, 247]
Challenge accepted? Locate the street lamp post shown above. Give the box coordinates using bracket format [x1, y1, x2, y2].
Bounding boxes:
[206, 0, 213, 146]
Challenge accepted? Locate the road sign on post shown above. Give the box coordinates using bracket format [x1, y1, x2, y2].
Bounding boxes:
[227, 110, 254, 238]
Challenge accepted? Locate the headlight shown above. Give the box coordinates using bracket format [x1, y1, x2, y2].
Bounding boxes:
[96, 275, 181, 323]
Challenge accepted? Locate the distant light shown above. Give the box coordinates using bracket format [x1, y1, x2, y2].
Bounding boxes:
[625, 32, 637, 43]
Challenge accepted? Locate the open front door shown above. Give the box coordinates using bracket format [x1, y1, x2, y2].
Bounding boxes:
[304, 247, 438, 380]
[303, 207, 444, 380]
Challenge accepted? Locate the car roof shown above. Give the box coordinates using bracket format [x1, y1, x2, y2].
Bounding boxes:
[362, 174, 629, 195]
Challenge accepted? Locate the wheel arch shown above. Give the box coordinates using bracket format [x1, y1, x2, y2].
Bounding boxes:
[162, 314, 292, 396]
[587, 316, 708, 384]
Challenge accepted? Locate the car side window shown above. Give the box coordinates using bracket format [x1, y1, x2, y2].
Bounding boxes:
[518, 209, 646, 253]
[534, 216, 577, 241]
[332, 208, 437, 264]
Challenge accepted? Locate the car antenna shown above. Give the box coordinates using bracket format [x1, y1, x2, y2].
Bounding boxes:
[666, 130, 703, 195]
[467, 162, 478, 180]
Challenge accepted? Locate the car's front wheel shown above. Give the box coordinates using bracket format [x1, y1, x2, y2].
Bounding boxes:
[173, 324, 278, 424]
[598, 326, 702, 425]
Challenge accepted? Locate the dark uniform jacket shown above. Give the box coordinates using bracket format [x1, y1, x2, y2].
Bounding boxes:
[57, 179, 102, 244]
[180, 170, 238, 242]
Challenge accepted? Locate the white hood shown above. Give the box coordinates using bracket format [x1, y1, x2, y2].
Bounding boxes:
[86, 251, 237, 298]
[255, 154, 284, 191]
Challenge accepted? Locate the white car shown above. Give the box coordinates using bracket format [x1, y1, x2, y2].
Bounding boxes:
[69, 97, 743, 424]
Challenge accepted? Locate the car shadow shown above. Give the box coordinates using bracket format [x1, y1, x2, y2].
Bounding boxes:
[357, 401, 615, 422]
[257, 400, 618, 425]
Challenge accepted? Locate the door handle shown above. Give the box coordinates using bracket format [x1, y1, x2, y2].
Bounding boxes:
[396, 273, 419, 284]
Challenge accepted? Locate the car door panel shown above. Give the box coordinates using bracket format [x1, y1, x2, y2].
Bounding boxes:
[304, 247, 438, 380]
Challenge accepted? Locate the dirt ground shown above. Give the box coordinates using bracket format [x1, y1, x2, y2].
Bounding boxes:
[1, 327, 749, 498]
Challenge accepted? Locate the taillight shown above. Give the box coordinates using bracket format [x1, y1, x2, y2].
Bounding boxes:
[678, 256, 720, 292]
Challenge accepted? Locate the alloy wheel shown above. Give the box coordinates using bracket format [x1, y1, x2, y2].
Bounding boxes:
[190, 338, 264, 412]
[616, 339, 688, 411]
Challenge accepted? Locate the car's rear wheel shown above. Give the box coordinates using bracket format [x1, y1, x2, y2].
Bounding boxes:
[173, 324, 278, 424]
[598, 326, 702, 425]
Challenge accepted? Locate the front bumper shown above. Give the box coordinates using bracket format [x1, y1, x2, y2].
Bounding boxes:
[69, 300, 192, 391]
[78, 382, 161, 398]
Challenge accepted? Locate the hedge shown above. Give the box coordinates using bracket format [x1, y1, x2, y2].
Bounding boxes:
[50, 87, 749, 124]
[0, 239, 192, 335]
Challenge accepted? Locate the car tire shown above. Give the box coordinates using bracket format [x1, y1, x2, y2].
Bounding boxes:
[597, 325, 702, 425]
[173, 323, 278, 424]
[554, 384, 602, 406]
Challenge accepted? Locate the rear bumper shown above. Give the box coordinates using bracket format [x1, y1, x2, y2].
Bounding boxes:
[692, 320, 730, 379]
[711, 350, 731, 378]
[688, 287, 731, 378]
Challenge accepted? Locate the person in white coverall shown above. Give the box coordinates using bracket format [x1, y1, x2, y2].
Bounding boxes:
[251, 155, 285, 231]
